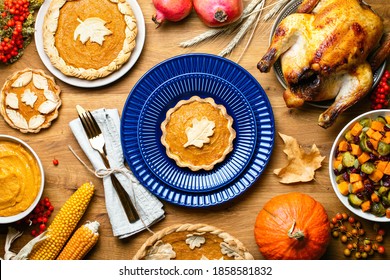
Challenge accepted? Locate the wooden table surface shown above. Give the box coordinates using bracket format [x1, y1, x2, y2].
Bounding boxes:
[1, 0, 389, 260]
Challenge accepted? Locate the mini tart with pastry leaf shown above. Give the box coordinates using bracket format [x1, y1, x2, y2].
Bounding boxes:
[43, 0, 137, 80]
[133, 224, 254, 260]
[0, 68, 61, 133]
[161, 96, 236, 171]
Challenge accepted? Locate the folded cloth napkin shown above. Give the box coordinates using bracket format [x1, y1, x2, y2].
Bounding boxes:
[69, 108, 165, 239]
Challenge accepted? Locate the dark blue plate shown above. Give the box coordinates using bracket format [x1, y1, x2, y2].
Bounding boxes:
[138, 73, 256, 193]
[121, 53, 275, 207]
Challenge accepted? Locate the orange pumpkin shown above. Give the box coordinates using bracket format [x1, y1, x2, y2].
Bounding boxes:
[254, 192, 330, 260]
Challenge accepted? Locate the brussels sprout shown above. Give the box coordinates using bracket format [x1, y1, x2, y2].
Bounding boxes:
[378, 141, 390, 156]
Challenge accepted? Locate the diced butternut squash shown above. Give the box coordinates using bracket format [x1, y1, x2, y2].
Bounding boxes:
[361, 200, 371, 212]
[382, 136, 390, 144]
[384, 163, 390, 175]
[351, 181, 365, 193]
[333, 159, 343, 170]
[369, 169, 384, 182]
[385, 116, 390, 124]
[350, 122, 363, 136]
[371, 131, 383, 141]
[369, 139, 379, 150]
[357, 152, 370, 164]
[376, 160, 388, 172]
[338, 140, 349, 152]
[350, 144, 362, 156]
[386, 209, 390, 219]
[371, 192, 380, 203]
[337, 181, 350, 196]
[371, 120, 385, 132]
[366, 128, 376, 138]
[349, 173, 362, 183]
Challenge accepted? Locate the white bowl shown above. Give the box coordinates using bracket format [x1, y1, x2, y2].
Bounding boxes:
[0, 135, 45, 224]
[329, 109, 390, 222]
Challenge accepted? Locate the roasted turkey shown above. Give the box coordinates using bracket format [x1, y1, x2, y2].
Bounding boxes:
[258, 0, 390, 128]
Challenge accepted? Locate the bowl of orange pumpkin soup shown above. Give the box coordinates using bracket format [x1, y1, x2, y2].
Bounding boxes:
[0, 135, 44, 224]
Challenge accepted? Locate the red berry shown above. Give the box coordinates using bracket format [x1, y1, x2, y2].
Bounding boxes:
[52, 159, 59, 166]
[377, 245, 385, 254]
[39, 224, 46, 231]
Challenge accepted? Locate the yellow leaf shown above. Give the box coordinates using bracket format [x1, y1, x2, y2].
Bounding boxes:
[274, 133, 325, 184]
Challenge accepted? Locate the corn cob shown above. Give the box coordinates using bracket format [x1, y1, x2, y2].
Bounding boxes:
[28, 182, 95, 260]
[56, 221, 100, 260]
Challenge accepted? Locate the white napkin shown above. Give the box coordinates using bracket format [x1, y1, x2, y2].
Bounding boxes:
[69, 108, 165, 239]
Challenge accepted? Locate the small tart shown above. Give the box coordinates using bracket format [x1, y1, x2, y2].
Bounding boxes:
[0, 68, 61, 133]
[133, 224, 254, 260]
[43, 0, 137, 80]
[161, 96, 236, 171]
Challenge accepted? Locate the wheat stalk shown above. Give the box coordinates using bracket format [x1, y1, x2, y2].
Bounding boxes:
[179, 0, 291, 58]
[263, 0, 290, 21]
[179, 0, 264, 48]
[219, 0, 265, 57]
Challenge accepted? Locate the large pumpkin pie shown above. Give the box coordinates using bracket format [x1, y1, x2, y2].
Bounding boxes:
[133, 224, 254, 260]
[0, 69, 61, 133]
[161, 96, 236, 171]
[43, 0, 137, 80]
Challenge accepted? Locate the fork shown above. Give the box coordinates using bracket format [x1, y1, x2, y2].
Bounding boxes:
[76, 105, 139, 223]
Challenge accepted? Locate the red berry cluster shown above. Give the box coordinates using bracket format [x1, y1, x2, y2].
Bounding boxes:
[330, 212, 385, 259]
[0, 0, 30, 63]
[371, 70, 390, 110]
[15, 197, 54, 236]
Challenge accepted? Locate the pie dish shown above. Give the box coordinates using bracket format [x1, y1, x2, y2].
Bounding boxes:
[0, 68, 61, 133]
[161, 96, 236, 171]
[133, 224, 254, 260]
[42, 0, 137, 80]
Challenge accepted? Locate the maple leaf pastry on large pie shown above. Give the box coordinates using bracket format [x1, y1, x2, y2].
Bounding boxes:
[161, 96, 236, 171]
[43, 0, 137, 80]
[0, 68, 61, 133]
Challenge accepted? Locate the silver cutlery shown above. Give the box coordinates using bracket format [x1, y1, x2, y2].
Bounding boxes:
[76, 105, 139, 223]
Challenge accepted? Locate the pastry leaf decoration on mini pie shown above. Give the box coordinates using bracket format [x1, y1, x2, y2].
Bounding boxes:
[274, 132, 325, 184]
[73, 17, 113, 45]
[184, 117, 215, 148]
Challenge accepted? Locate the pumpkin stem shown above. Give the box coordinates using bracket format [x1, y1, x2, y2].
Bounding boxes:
[287, 220, 305, 240]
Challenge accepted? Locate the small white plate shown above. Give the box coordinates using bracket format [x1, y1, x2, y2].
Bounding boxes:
[34, 0, 145, 88]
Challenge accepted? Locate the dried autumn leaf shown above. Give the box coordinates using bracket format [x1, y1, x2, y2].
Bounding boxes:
[184, 117, 215, 148]
[74, 17, 113, 45]
[274, 132, 325, 184]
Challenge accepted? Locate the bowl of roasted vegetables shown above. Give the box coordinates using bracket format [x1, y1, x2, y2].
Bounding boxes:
[330, 109, 390, 222]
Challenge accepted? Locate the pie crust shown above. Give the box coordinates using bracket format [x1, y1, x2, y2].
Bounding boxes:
[133, 224, 254, 260]
[43, 0, 137, 80]
[0, 68, 61, 133]
[161, 96, 236, 171]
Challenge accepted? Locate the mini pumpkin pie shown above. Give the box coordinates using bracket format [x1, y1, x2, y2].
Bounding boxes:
[43, 0, 137, 80]
[161, 96, 236, 171]
[133, 224, 254, 260]
[0, 68, 61, 133]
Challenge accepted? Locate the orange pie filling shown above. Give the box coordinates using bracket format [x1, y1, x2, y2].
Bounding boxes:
[43, 0, 137, 80]
[161, 96, 236, 171]
[55, 0, 126, 70]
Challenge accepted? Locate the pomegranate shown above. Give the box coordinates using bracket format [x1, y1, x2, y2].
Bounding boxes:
[152, 0, 193, 28]
[193, 0, 243, 28]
